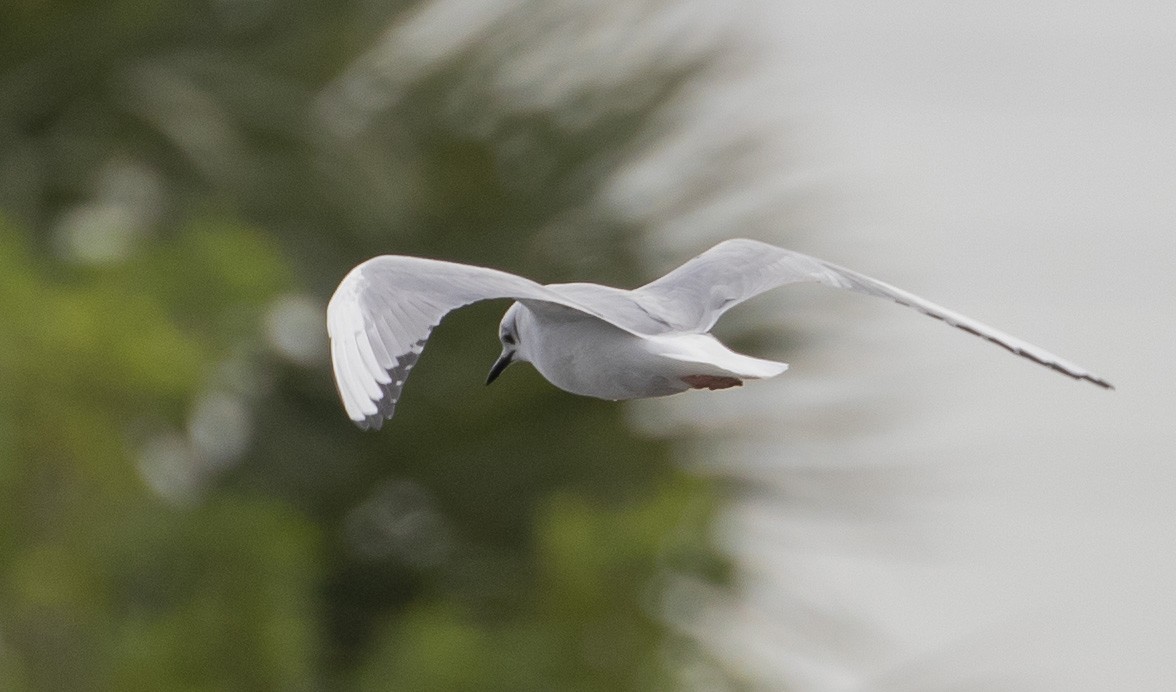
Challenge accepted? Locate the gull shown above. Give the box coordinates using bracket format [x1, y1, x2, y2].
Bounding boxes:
[327, 239, 1111, 429]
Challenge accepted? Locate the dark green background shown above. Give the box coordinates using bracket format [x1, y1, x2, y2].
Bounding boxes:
[0, 1, 741, 689]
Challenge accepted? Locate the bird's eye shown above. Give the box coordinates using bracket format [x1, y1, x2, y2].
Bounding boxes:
[502, 333, 516, 345]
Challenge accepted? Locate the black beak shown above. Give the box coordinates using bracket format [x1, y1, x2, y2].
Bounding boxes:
[485, 350, 514, 385]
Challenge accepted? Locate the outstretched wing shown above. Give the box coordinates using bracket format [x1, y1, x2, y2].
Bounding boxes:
[327, 256, 623, 430]
[633, 239, 1112, 389]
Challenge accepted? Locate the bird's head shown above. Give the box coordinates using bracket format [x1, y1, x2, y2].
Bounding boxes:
[486, 302, 526, 385]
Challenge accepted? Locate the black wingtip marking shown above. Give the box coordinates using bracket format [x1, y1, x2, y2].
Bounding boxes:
[900, 302, 1114, 390]
[1082, 374, 1114, 390]
[356, 338, 428, 431]
[357, 416, 383, 431]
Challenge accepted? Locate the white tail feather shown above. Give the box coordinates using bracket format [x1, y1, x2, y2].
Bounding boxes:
[645, 333, 789, 379]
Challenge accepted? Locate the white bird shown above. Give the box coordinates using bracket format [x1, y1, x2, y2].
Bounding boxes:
[327, 239, 1111, 429]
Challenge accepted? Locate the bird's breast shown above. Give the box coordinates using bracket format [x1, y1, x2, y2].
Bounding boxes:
[524, 317, 687, 400]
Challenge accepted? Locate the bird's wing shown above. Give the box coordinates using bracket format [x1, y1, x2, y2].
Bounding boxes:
[632, 238, 1112, 389]
[539, 282, 676, 334]
[327, 256, 641, 430]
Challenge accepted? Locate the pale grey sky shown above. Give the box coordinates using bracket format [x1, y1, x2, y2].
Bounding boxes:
[637, 1, 1175, 689]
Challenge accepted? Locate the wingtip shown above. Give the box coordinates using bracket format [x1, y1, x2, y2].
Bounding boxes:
[1088, 375, 1115, 391]
[1066, 367, 1113, 390]
[354, 415, 384, 431]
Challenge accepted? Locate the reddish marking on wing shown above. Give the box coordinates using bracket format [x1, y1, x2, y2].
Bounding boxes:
[682, 375, 743, 390]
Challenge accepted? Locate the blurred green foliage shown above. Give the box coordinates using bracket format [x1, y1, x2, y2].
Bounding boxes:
[0, 0, 735, 689]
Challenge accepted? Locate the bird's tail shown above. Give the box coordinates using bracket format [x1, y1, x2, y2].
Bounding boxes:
[648, 333, 789, 380]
